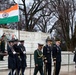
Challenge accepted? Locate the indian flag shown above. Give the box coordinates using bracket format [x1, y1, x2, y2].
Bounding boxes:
[0, 4, 19, 24]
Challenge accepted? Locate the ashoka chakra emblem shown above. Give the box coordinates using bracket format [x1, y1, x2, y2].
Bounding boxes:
[2, 12, 9, 18]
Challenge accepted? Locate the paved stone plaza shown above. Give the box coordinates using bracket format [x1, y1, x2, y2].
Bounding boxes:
[0, 65, 76, 75]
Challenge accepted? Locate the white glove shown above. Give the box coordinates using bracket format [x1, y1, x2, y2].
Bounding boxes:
[45, 60, 47, 63]
[13, 51, 16, 54]
[23, 51, 26, 54]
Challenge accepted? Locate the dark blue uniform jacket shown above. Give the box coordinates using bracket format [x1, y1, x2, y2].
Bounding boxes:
[13, 44, 22, 69]
[43, 45, 52, 63]
[7, 45, 16, 69]
[52, 45, 61, 62]
[73, 51, 76, 62]
[19, 44, 27, 68]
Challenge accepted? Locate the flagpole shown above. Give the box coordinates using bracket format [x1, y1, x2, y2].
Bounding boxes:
[17, 2, 20, 40]
[18, 22, 20, 40]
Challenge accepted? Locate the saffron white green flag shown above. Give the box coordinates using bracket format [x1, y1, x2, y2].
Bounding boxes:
[0, 4, 19, 24]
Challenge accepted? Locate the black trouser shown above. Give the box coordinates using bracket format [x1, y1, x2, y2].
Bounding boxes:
[8, 69, 15, 75]
[21, 67, 26, 75]
[0, 55, 4, 60]
[46, 63, 51, 75]
[34, 66, 44, 75]
[15, 68, 20, 75]
[55, 62, 61, 75]
[0, 50, 5, 60]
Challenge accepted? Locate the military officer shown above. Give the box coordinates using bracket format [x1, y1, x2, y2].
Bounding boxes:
[19, 40, 27, 75]
[7, 40, 16, 75]
[52, 38, 62, 75]
[43, 37, 52, 75]
[13, 39, 21, 75]
[0, 35, 6, 60]
[34, 43, 44, 75]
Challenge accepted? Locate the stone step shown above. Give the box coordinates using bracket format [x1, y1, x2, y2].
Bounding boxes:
[0, 56, 8, 70]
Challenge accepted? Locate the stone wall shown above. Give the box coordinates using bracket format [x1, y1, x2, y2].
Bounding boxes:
[0, 28, 50, 53]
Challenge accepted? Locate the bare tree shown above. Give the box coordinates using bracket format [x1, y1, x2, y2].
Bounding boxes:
[50, 0, 76, 51]
[0, 0, 55, 32]
[12, 0, 55, 31]
[36, 3, 54, 32]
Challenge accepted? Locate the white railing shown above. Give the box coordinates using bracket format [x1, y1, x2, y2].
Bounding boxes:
[0, 52, 75, 70]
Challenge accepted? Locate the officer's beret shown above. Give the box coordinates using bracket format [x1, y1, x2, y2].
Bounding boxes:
[38, 43, 44, 46]
[46, 36, 52, 42]
[20, 40, 24, 42]
[55, 38, 60, 41]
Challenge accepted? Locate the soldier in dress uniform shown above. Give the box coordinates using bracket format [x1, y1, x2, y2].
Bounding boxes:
[13, 39, 21, 75]
[43, 37, 52, 75]
[52, 38, 62, 75]
[34, 43, 44, 75]
[7, 40, 16, 75]
[19, 40, 27, 75]
[0, 35, 6, 60]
